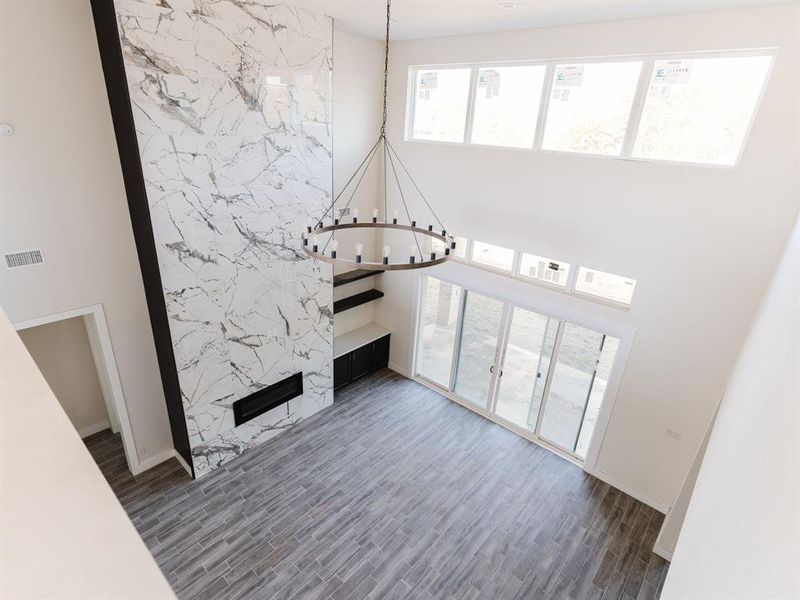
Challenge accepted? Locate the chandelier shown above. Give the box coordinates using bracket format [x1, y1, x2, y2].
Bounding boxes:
[302, 0, 455, 272]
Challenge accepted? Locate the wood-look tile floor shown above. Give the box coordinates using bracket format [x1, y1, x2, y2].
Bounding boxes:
[85, 369, 668, 600]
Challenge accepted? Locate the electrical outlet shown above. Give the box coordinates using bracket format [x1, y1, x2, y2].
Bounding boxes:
[665, 429, 682, 441]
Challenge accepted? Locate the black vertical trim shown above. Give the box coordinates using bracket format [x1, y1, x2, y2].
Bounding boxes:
[90, 0, 194, 477]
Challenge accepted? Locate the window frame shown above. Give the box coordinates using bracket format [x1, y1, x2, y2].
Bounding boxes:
[571, 266, 638, 308]
[405, 48, 775, 168]
[469, 239, 517, 275]
[516, 252, 573, 290]
[449, 235, 636, 309]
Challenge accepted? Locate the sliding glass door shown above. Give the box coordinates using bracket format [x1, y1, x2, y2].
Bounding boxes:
[453, 291, 505, 407]
[416, 275, 621, 461]
[493, 307, 557, 431]
[417, 278, 462, 388]
[537, 323, 605, 454]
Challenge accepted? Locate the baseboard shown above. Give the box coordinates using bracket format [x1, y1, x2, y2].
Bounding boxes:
[130, 447, 193, 477]
[132, 448, 176, 475]
[172, 450, 193, 477]
[652, 542, 674, 562]
[388, 362, 410, 378]
[78, 420, 110, 439]
[585, 465, 670, 515]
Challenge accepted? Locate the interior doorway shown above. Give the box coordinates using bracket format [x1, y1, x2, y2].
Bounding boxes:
[14, 304, 139, 475]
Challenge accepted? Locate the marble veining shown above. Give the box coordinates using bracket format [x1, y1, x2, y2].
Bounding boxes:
[114, 0, 333, 477]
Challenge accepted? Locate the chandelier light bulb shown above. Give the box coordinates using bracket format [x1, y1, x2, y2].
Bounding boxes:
[311, 234, 318, 252]
[306, 224, 312, 233]
[355, 243, 364, 264]
[302, 231, 308, 246]
[330, 238, 339, 258]
[352, 208, 359, 223]
[392, 209, 399, 225]
[372, 208, 379, 223]
[409, 244, 417, 264]
[382, 245, 390, 264]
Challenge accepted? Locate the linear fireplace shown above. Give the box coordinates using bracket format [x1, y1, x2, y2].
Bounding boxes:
[232, 373, 304, 427]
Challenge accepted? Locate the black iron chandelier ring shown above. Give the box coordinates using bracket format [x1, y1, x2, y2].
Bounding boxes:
[302, 222, 456, 271]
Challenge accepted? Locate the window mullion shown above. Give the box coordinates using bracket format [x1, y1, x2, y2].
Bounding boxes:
[406, 68, 419, 141]
[533, 63, 555, 151]
[620, 58, 653, 158]
[463, 66, 479, 144]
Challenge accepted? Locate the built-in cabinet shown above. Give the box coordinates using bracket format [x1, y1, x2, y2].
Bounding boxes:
[332, 269, 390, 393]
[334, 333, 390, 391]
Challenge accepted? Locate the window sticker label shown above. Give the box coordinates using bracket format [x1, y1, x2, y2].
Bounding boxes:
[552, 88, 571, 102]
[419, 72, 438, 89]
[554, 65, 584, 87]
[653, 60, 692, 85]
[477, 69, 501, 98]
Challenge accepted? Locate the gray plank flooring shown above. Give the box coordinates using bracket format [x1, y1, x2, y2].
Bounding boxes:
[85, 369, 668, 600]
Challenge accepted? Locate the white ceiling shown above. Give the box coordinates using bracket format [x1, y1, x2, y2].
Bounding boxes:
[291, 0, 789, 41]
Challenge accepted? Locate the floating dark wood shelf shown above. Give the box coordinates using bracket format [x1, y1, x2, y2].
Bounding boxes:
[333, 289, 384, 314]
[332, 269, 384, 288]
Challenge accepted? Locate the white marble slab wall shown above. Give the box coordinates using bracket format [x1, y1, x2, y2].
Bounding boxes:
[114, 0, 333, 477]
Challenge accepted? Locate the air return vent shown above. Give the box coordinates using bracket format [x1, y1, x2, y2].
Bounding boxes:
[5, 249, 44, 269]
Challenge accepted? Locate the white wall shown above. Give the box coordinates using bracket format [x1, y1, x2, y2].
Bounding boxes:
[332, 29, 384, 266]
[376, 4, 800, 509]
[662, 217, 799, 598]
[18, 317, 109, 438]
[332, 29, 385, 336]
[654, 404, 717, 558]
[0, 1, 172, 463]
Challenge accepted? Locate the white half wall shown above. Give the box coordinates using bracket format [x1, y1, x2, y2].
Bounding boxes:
[0, 1, 172, 464]
[377, 4, 800, 509]
[661, 217, 800, 598]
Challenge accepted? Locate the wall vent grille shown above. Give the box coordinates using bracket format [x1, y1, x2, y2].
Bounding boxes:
[4, 249, 44, 269]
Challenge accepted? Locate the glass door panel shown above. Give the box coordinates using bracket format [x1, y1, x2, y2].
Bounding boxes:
[538, 323, 605, 455]
[417, 277, 463, 387]
[453, 291, 504, 407]
[494, 307, 556, 431]
[574, 336, 620, 457]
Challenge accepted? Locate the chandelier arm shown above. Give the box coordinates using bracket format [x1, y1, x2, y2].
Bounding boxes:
[317, 134, 382, 226]
[340, 138, 381, 214]
[386, 145, 424, 261]
[385, 137, 446, 230]
[320, 138, 382, 253]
